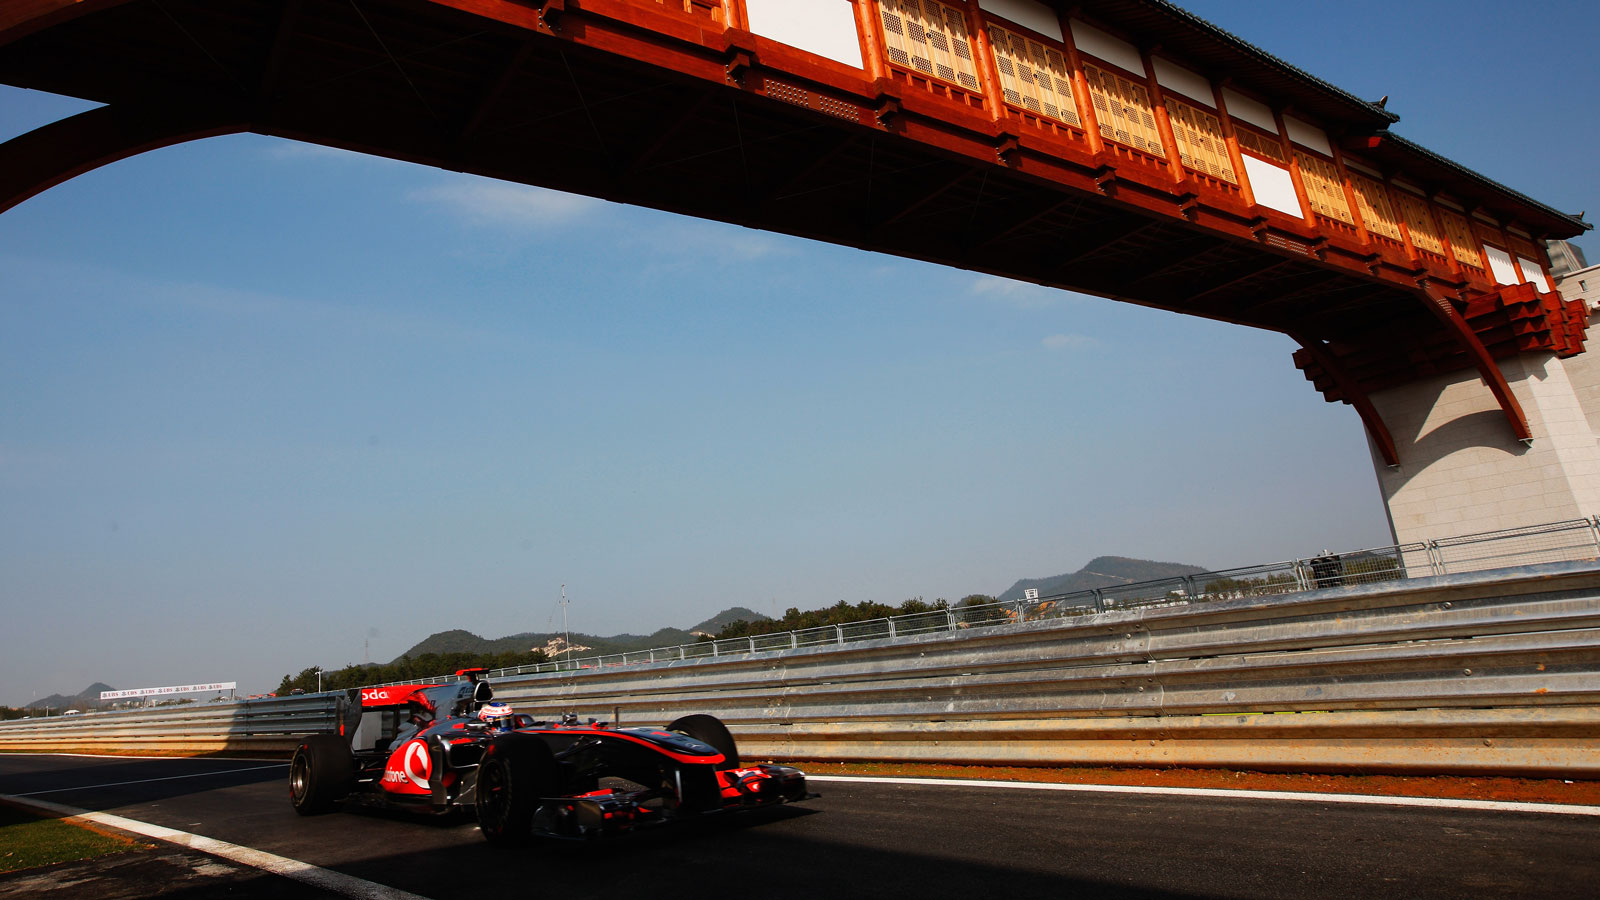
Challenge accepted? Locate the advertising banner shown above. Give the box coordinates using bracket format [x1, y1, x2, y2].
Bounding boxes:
[100, 682, 237, 700]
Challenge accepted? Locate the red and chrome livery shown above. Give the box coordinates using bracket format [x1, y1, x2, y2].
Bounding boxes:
[288, 669, 811, 845]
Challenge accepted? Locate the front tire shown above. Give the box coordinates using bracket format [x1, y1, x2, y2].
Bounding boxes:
[666, 714, 740, 769]
[475, 736, 558, 846]
[289, 734, 354, 815]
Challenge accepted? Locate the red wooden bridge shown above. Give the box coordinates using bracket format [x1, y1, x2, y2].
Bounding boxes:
[1, 0, 1589, 469]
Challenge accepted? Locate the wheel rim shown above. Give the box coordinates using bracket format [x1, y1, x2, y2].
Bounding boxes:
[290, 755, 310, 803]
[479, 759, 509, 832]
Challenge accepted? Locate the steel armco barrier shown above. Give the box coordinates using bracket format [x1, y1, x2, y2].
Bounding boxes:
[4, 564, 1599, 776]
[0, 694, 340, 756]
[479, 562, 1600, 777]
[359, 516, 1600, 684]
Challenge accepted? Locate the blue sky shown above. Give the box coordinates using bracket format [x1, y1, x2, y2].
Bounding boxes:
[2, 0, 1596, 704]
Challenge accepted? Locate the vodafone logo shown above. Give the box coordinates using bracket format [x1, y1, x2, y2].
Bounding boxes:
[382, 740, 431, 790]
[403, 740, 430, 789]
[361, 689, 391, 702]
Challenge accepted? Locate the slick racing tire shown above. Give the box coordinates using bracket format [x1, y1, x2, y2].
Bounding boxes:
[666, 714, 740, 770]
[475, 735, 558, 846]
[289, 734, 355, 815]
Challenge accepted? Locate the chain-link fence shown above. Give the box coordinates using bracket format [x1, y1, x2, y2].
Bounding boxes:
[378, 516, 1600, 686]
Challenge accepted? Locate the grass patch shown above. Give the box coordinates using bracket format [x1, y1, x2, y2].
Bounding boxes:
[0, 803, 140, 874]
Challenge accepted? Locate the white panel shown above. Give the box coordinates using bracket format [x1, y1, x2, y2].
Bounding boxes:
[1222, 87, 1277, 134]
[1282, 115, 1332, 155]
[1241, 156, 1303, 218]
[1391, 179, 1426, 196]
[1152, 57, 1212, 104]
[1435, 196, 1465, 212]
[1485, 245, 1519, 285]
[979, 0, 1063, 42]
[745, 0, 864, 70]
[1069, 18, 1143, 74]
[1518, 257, 1553, 292]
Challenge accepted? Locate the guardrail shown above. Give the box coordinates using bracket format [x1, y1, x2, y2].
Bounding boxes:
[8, 563, 1590, 775]
[6, 562, 1599, 776]
[369, 516, 1600, 685]
[474, 561, 1600, 776]
[0, 694, 340, 756]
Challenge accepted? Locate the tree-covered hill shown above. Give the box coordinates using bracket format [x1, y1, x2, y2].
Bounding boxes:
[996, 556, 1209, 603]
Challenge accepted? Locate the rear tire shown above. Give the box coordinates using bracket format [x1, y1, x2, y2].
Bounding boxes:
[475, 736, 558, 846]
[666, 714, 740, 770]
[289, 734, 354, 815]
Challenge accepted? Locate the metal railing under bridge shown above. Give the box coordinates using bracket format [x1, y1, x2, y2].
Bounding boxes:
[366, 516, 1600, 686]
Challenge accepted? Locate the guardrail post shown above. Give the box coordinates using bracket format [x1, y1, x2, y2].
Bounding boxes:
[887, 617, 896, 638]
[679, 647, 685, 660]
[791, 632, 798, 649]
[1091, 589, 1104, 613]
[1012, 599, 1024, 622]
[836, 624, 844, 645]
[947, 609, 956, 631]
[748, 636, 756, 653]
[1426, 540, 1445, 575]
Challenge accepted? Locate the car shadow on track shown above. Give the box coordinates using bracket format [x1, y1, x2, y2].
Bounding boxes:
[315, 805, 1210, 900]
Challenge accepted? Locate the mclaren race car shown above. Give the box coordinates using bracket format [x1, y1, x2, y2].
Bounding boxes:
[287, 669, 810, 844]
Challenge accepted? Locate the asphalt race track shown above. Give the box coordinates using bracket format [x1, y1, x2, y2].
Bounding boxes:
[1, 754, 1594, 899]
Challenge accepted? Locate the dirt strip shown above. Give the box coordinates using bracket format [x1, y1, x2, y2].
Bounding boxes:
[784, 760, 1600, 806]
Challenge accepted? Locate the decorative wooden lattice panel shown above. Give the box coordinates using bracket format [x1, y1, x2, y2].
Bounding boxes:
[1393, 190, 1444, 255]
[986, 24, 1080, 127]
[1082, 63, 1162, 156]
[1437, 209, 1484, 269]
[1165, 97, 1236, 183]
[1349, 174, 1403, 241]
[879, 0, 980, 90]
[1234, 126, 1286, 164]
[1293, 151, 1352, 224]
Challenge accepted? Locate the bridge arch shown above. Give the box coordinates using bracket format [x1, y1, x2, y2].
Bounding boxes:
[0, 0, 1592, 544]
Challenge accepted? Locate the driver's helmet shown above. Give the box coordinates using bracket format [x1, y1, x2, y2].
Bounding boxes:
[478, 701, 515, 731]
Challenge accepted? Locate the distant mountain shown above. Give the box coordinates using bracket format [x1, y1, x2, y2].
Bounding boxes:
[25, 682, 115, 710]
[996, 556, 1209, 603]
[395, 607, 774, 662]
[690, 607, 769, 635]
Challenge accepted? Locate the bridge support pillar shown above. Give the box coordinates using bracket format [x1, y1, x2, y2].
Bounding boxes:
[1369, 342, 1600, 544]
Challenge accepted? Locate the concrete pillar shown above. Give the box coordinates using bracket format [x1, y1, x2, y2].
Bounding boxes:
[1369, 342, 1600, 544]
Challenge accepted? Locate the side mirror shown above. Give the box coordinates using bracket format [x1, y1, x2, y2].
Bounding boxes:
[473, 680, 494, 704]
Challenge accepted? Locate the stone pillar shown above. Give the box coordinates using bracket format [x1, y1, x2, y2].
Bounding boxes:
[1369, 347, 1600, 545]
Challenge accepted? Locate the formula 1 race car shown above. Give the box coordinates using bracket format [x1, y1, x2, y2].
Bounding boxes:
[287, 669, 810, 844]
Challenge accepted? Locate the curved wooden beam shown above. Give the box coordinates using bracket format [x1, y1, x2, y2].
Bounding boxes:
[0, 0, 136, 48]
[1289, 331, 1400, 466]
[0, 102, 249, 215]
[1418, 283, 1533, 443]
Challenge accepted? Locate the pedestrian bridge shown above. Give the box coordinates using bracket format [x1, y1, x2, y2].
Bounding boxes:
[1, 0, 1593, 540]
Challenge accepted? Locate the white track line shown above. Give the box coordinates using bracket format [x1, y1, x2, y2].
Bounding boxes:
[809, 774, 1600, 817]
[1, 794, 435, 900]
[15, 764, 288, 796]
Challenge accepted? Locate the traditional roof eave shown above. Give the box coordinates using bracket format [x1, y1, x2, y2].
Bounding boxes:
[1075, 0, 1399, 131]
[1349, 132, 1592, 238]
